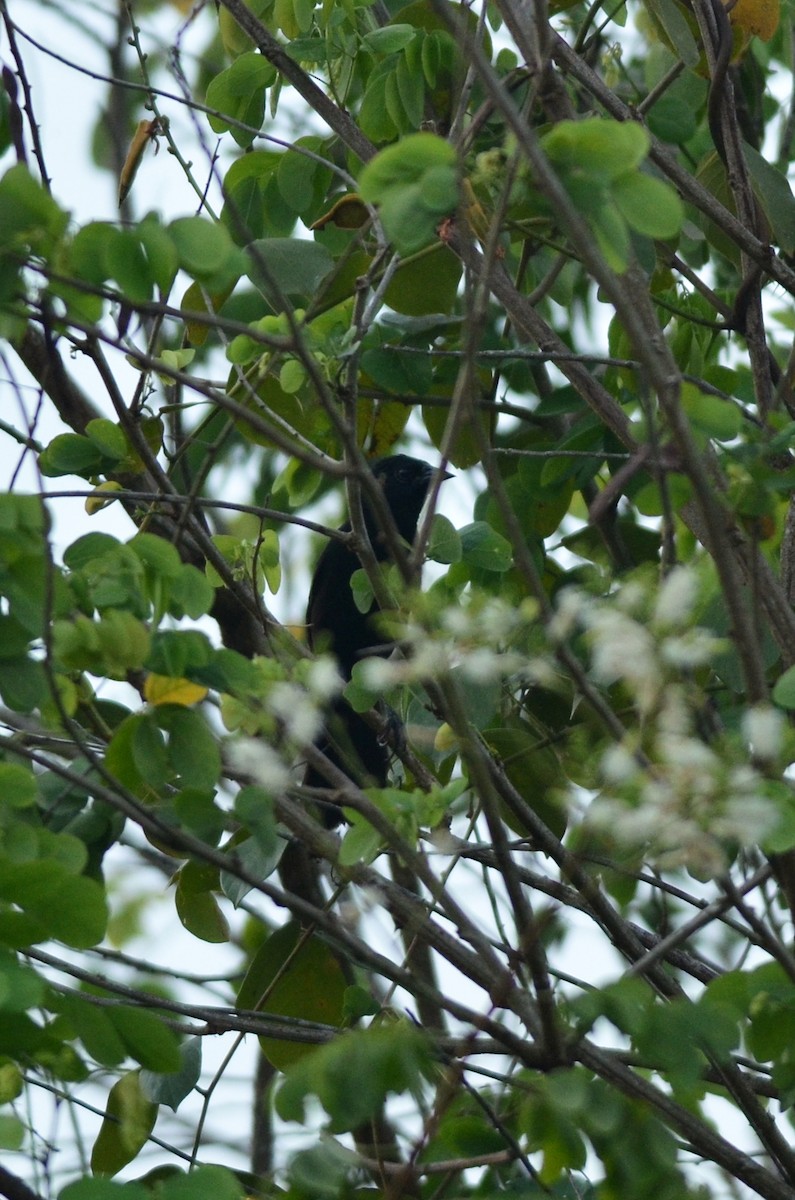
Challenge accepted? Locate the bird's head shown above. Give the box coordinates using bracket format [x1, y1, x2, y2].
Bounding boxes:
[370, 454, 451, 543]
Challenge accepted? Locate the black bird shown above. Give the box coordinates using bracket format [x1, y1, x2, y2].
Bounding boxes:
[304, 455, 444, 809]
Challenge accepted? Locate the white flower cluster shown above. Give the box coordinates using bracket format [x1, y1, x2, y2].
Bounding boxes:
[228, 737, 292, 794]
[556, 567, 785, 876]
[555, 567, 724, 717]
[223, 653, 344, 784]
[359, 596, 544, 693]
[590, 724, 779, 877]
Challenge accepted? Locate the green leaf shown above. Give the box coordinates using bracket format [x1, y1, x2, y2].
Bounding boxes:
[144, 1166, 244, 1200]
[139, 1036, 202, 1111]
[129, 531, 182, 579]
[276, 136, 332, 217]
[55, 993, 127, 1067]
[103, 229, 154, 304]
[0, 163, 68, 250]
[744, 143, 795, 256]
[0, 615, 30, 661]
[611, 171, 684, 238]
[396, 52, 425, 129]
[773, 665, 795, 709]
[427, 513, 462, 563]
[237, 921, 347, 1070]
[63, 532, 121, 570]
[275, 1021, 431, 1130]
[483, 726, 568, 838]
[0, 860, 108, 948]
[189, 647, 260, 693]
[175, 861, 231, 944]
[285, 36, 329, 63]
[138, 215, 180, 294]
[363, 24, 417, 54]
[0, 1113, 24, 1150]
[645, 94, 698, 144]
[156, 706, 222, 789]
[219, 830, 284, 906]
[361, 344, 433, 396]
[287, 1142, 356, 1199]
[206, 53, 277, 147]
[60, 1179, 148, 1200]
[131, 712, 169, 789]
[359, 68, 400, 144]
[169, 564, 215, 618]
[0, 658, 47, 712]
[339, 812, 385, 865]
[383, 245, 462, 316]
[680, 382, 742, 441]
[590, 201, 631, 272]
[644, 0, 700, 65]
[0, 1062, 22, 1104]
[221, 150, 296, 244]
[90, 1071, 157, 1176]
[146, 630, 215, 679]
[105, 713, 158, 798]
[108, 1006, 181, 1073]
[0, 952, 45, 1010]
[39, 433, 105, 478]
[459, 521, 513, 572]
[0, 763, 36, 808]
[246, 236, 334, 302]
[348, 566, 376, 618]
[173, 788, 226, 845]
[168, 217, 244, 285]
[85, 419, 128, 462]
[359, 133, 458, 254]
[542, 118, 650, 181]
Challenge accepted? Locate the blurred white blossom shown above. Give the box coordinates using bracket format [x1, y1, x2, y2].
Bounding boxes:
[585, 607, 660, 713]
[305, 656, 344, 701]
[548, 587, 587, 643]
[653, 566, 699, 630]
[742, 705, 785, 762]
[268, 681, 323, 745]
[228, 737, 291, 794]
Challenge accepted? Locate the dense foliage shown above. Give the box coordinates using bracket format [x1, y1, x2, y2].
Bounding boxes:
[3, 0, 795, 1196]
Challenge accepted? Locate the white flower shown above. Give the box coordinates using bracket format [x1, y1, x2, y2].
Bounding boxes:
[548, 588, 587, 643]
[305, 656, 344, 702]
[615, 580, 647, 616]
[657, 685, 692, 736]
[359, 657, 403, 691]
[587, 609, 659, 712]
[480, 599, 520, 640]
[410, 641, 454, 677]
[518, 657, 558, 688]
[442, 607, 474, 637]
[654, 566, 698, 630]
[742, 705, 785, 762]
[658, 733, 718, 776]
[268, 682, 322, 744]
[601, 742, 639, 784]
[660, 629, 723, 669]
[460, 648, 522, 682]
[228, 737, 290, 793]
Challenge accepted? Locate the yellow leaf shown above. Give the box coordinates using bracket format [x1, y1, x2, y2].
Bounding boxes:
[85, 481, 124, 514]
[727, 0, 779, 41]
[118, 118, 166, 207]
[434, 723, 458, 752]
[144, 674, 208, 707]
[310, 194, 370, 230]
